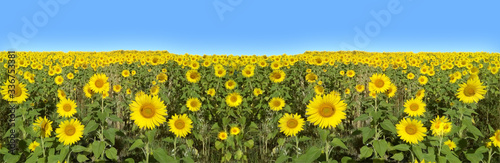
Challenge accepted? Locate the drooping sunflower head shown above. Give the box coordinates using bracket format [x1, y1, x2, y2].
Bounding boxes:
[186, 98, 202, 112]
[403, 98, 426, 117]
[33, 116, 53, 138]
[305, 73, 318, 83]
[225, 79, 237, 90]
[415, 89, 425, 100]
[368, 73, 391, 93]
[269, 70, 286, 83]
[456, 78, 487, 103]
[129, 94, 167, 130]
[268, 97, 285, 111]
[89, 73, 110, 94]
[490, 130, 500, 148]
[57, 89, 66, 100]
[305, 93, 347, 129]
[384, 83, 397, 98]
[56, 98, 77, 118]
[278, 113, 305, 137]
[55, 119, 85, 146]
[168, 114, 193, 138]
[225, 92, 243, 107]
[218, 131, 228, 140]
[230, 127, 240, 135]
[396, 118, 427, 144]
[83, 83, 94, 98]
[186, 70, 201, 83]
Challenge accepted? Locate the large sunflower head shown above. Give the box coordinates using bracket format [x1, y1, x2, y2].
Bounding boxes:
[305, 73, 318, 83]
[186, 70, 201, 83]
[56, 98, 77, 118]
[368, 73, 391, 93]
[88, 73, 110, 94]
[396, 118, 427, 144]
[278, 113, 305, 137]
[129, 94, 167, 130]
[225, 79, 237, 90]
[33, 116, 53, 138]
[490, 130, 500, 148]
[305, 93, 347, 129]
[186, 97, 202, 112]
[268, 97, 285, 111]
[1, 80, 29, 104]
[456, 78, 487, 103]
[269, 70, 286, 83]
[403, 98, 426, 117]
[168, 114, 193, 138]
[225, 92, 243, 107]
[55, 119, 85, 146]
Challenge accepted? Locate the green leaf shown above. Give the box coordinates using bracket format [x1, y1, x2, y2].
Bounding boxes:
[183, 156, 194, 163]
[244, 139, 254, 149]
[277, 138, 285, 146]
[463, 120, 484, 138]
[391, 144, 410, 151]
[249, 122, 258, 129]
[77, 154, 89, 162]
[299, 136, 311, 142]
[361, 127, 375, 143]
[360, 146, 373, 159]
[391, 153, 404, 161]
[215, 141, 224, 150]
[438, 156, 447, 163]
[412, 145, 424, 161]
[341, 156, 353, 163]
[295, 146, 322, 163]
[92, 141, 105, 159]
[373, 140, 388, 158]
[353, 114, 370, 122]
[128, 139, 145, 151]
[331, 138, 348, 150]
[235, 150, 243, 160]
[105, 147, 118, 161]
[465, 152, 483, 163]
[186, 139, 194, 148]
[318, 128, 329, 142]
[380, 119, 397, 134]
[211, 123, 220, 130]
[104, 128, 117, 145]
[275, 154, 290, 163]
[225, 151, 232, 161]
[146, 129, 157, 144]
[108, 115, 124, 122]
[71, 145, 88, 153]
[153, 148, 177, 163]
[84, 120, 99, 135]
[124, 158, 135, 163]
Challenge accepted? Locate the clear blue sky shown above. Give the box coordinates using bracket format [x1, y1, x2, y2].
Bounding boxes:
[1, 0, 499, 55]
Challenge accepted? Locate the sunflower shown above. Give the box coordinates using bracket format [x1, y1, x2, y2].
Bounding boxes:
[57, 89, 66, 100]
[186, 70, 201, 83]
[490, 130, 500, 147]
[218, 131, 228, 140]
[126, 89, 131, 95]
[55, 119, 85, 145]
[407, 73, 415, 80]
[384, 83, 397, 98]
[83, 83, 94, 98]
[168, 114, 193, 138]
[430, 116, 451, 136]
[456, 78, 487, 103]
[186, 98, 202, 112]
[57, 98, 77, 118]
[305, 93, 347, 129]
[345, 88, 350, 95]
[1, 80, 29, 104]
[206, 88, 215, 97]
[67, 73, 74, 80]
[215, 68, 226, 78]
[355, 85, 365, 93]
[129, 94, 167, 129]
[416, 89, 425, 100]
[269, 70, 286, 83]
[230, 127, 240, 135]
[150, 85, 159, 95]
[444, 140, 456, 150]
[403, 98, 426, 117]
[28, 141, 40, 152]
[314, 85, 324, 95]
[88, 73, 110, 94]
[269, 97, 285, 111]
[396, 118, 427, 144]
[131, 70, 136, 76]
[278, 113, 305, 137]
[346, 70, 355, 77]
[418, 76, 428, 85]
[253, 88, 263, 97]
[242, 68, 254, 78]
[225, 92, 243, 107]
[33, 116, 53, 138]
[225, 80, 237, 90]
[156, 73, 168, 83]
[305, 73, 318, 83]
[368, 73, 392, 93]
[339, 70, 345, 76]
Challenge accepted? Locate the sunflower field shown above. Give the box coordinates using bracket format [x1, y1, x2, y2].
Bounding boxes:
[1, 51, 500, 163]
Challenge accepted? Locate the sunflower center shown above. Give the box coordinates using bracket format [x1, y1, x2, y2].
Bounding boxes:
[190, 101, 198, 108]
[375, 79, 384, 88]
[228, 82, 234, 87]
[65, 126, 76, 136]
[140, 104, 156, 118]
[174, 120, 185, 129]
[410, 103, 419, 111]
[190, 73, 199, 79]
[159, 74, 166, 80]
[14, 85, 22, 97]
[287, 119, 298, 128]
[95, 79, 104, 88]
[63, 104, 72, 112]
[230, 96, 238, 102]
[464, 86, 476, 97]
[58, 78, 63, 82]
[496, 133, 500, 141]
[273, 73, 282, 79]
[272, 100, 281, 107]
[405, 125, 417, 135]
[319, 104, 335, 117]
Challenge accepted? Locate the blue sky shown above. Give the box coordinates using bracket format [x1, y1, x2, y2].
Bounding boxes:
[1, 0, 499, 55]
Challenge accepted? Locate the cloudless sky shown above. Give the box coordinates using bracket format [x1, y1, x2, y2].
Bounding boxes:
[1, 0, 499, 55]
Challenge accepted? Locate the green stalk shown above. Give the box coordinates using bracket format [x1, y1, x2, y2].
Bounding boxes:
[41, 136, 46, 158]
[295, 136, 300, 158]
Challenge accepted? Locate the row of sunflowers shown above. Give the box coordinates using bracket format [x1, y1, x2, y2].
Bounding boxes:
[0, 50, 499, 162]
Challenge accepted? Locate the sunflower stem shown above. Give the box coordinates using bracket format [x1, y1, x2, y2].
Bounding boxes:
[41, 136, 46, 158]
[295, 135, 300, 158]
[437, 136, 443, 157]
[487, 147, 492, 163]
[173, 136, 177, 159]
[145, 141, 150, 163]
